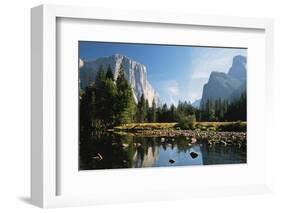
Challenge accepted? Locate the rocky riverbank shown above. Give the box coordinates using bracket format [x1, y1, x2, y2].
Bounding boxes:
[114, 129, 246, 147]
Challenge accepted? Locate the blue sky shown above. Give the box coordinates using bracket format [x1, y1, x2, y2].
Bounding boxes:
[79, 41, 247, 106]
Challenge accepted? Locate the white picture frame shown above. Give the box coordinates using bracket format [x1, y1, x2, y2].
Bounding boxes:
[31, 4, 274, 208]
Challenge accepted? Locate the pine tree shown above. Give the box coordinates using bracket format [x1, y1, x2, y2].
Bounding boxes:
[217, 98, 224, 121]
[106, 64, 114, 80]
[208, 99, 216, 121]
[103, 78, 118, 127]
[151, 98, 157, 122]
[96, 65, 106, 82]
[137, 94, 146, 122]
[145, 99, 149, 122]
[161, 104, 168, 122]
[94, 65, 107, 128]
[241, 92, 247, 121]
[170, 104, 176, 122]
[222, 99, 229, 121]
[224, 93, 246, 121]
[80, 86, 95, 140]
[116, 64, 136, 124]
[214, 99, 219, 121]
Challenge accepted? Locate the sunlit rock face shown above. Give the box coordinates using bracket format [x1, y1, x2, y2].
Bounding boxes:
[79, 54, 159, 107]
[200, 55, 247, 107]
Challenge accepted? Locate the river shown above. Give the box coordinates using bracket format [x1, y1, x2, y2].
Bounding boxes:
[79, 132, 246, 170]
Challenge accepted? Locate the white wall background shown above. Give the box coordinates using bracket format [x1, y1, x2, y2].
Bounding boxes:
[0, 0, 280, 212]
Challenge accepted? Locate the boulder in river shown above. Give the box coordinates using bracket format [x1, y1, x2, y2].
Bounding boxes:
[190, 152, 198, 159]
[191, 138, 197, 144]
[169, 159, 175, 164]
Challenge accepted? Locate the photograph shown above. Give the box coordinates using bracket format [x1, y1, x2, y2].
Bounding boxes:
[78, 41, 247, 170]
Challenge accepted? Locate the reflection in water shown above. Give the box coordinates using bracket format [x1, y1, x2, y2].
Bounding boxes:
[79, 133, 246, 170]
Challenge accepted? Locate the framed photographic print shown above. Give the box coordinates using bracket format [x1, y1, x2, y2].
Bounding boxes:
[78, 42, 247, 170]
[31, 4, 274, 208]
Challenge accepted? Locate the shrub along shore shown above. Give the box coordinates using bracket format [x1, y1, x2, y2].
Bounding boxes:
[112, 121, 246, 147]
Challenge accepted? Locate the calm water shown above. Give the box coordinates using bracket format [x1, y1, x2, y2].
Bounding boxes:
[79, 133, 246, 170]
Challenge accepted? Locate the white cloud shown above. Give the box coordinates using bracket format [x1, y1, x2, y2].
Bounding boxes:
[191, 48, 246, 80]
[166, 82, 179, 96]
[155, 80, 179, 106]
[165, 81, 179, 105]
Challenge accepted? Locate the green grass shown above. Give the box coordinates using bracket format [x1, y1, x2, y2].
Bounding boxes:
[114, 121, 246, 132]
[195, 121, 246, 131]
[114, 122, 177, 131]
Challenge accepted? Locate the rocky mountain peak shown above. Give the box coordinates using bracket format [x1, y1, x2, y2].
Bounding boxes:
[228, 55, 247, 80]
[79, 55, 159, 107]
[200, 55, 247, 107]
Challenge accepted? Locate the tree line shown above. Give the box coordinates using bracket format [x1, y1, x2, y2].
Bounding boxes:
[80, 64, 246, 135]
[199, 93, 246, 122]
[134, 94, 246, 124]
